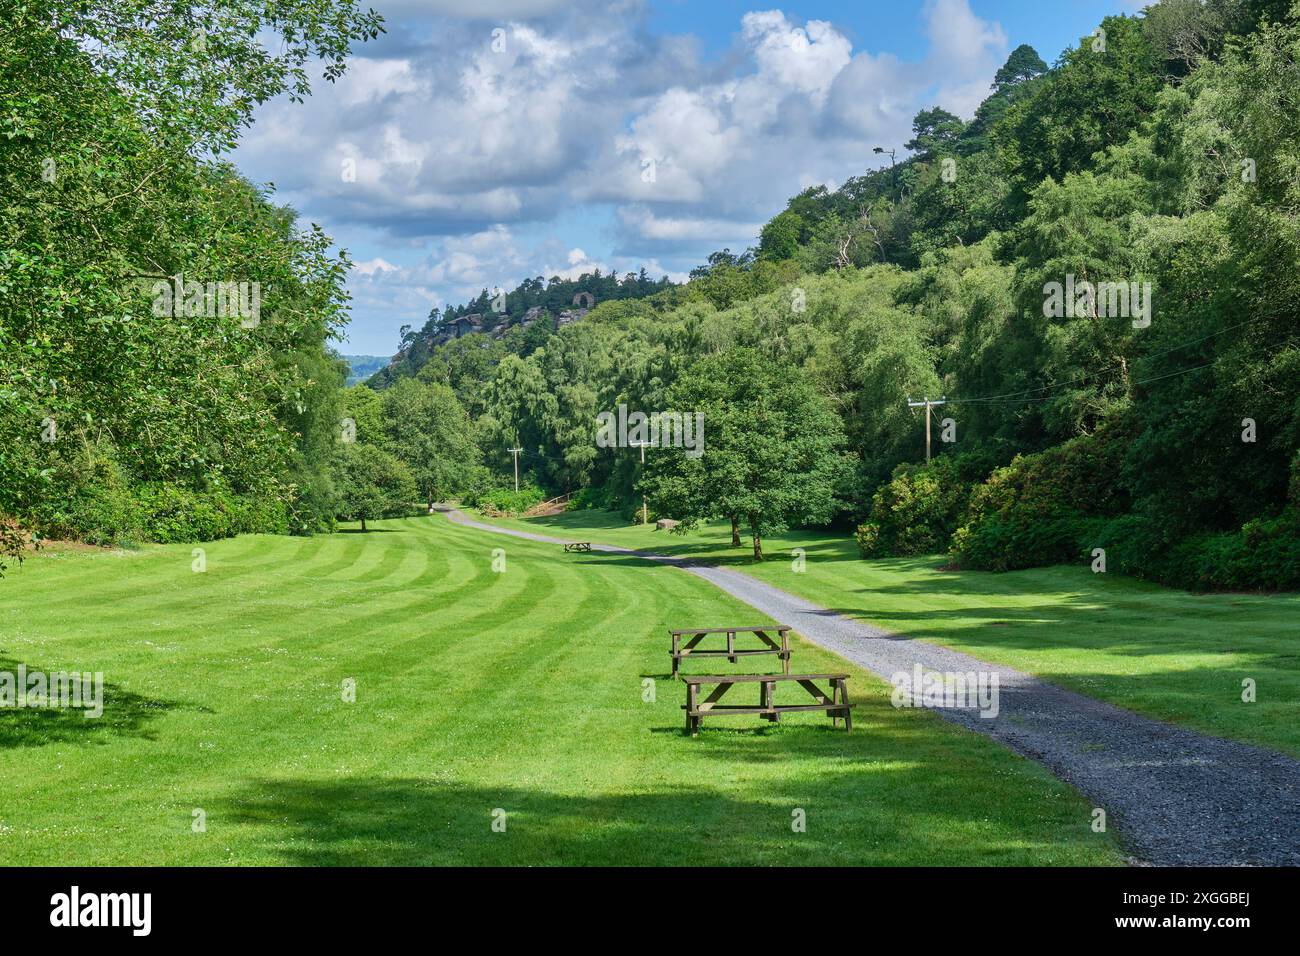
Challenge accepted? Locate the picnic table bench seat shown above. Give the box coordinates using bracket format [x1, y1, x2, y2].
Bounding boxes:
[681, 673, 851, 735]
[669, 625, 791, 677]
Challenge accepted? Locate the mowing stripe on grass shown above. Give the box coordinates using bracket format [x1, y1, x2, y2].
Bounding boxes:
[0, 515, 1120, 866]
[444, 507, 1300, 867]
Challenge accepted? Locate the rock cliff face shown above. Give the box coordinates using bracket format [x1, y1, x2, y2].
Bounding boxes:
[387, 304, 590, 366]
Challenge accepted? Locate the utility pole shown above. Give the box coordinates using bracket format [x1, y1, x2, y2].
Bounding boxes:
[509, 447, 522, 492]
[630, 440, 651, 526]
[907, 396, 947, 464]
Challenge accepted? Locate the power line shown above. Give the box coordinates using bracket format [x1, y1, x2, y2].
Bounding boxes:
[947, 314, 1283, 408]
[951, 361, 1216, 408]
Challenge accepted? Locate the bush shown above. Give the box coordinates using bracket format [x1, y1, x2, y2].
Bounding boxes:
[856, 456, 973, 557]
[237, 495, 291, 536]
[474, 485, 546, 517]
[1096, 510, 1300, 592]
[0, 515, 34, 576]
[567, 486, 610, 512]
[1291, 450, 1300, 509]
[136, 484, 286, 543]
[950, 425, 1132, 570]
[31, 456, 144, 545]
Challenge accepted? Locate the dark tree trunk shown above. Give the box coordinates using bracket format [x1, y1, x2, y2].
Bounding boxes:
[730, 516, 741, 547]
[360, 516, 367, 532]
[749, 515, 763, 561]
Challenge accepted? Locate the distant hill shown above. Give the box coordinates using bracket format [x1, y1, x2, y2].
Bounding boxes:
[341, 355, 389, 386]
[369, 268, 676, 387]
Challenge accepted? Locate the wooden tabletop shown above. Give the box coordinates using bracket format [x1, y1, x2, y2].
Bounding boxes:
[669, 625, 790, 635]
[680, 673, 847, 684]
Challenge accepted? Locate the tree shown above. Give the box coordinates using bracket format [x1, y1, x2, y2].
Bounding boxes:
[342, 385, 385, 446]
[642, 350, 846, 559]
[0, 517, 33, 578]
[992, 44, 1048, 93]
[993, 15, 1162, 212]
[759, 211, 805, 261]
[333, 443, 416, 531]
[905, 107, 965, 160]
[381, 379, 480, 510]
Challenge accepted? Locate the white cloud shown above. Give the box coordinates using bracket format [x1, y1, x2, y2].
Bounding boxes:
[921, 0, 1009, 117]
[742, 13, 852, 103]
[236, 0, 1014, 350]
[617, 206, 763, 244]
[374, 0, 574, 18]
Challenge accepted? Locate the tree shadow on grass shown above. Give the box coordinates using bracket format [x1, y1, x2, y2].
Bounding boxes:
[607, 542, 847, 568]
[813, 595, 1300, 661]
[216, 760, 1100, 867]
[0, 655, 188, 749]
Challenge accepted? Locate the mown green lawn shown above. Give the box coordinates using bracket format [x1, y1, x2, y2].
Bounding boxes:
[485, 510, 1300, 757]
[0, 514, 1119, 865]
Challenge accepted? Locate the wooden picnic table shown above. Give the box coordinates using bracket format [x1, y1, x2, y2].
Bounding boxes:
[681, 673, 851, 735]
[669, 625, 791, 677]
[563, 542, 592, 552]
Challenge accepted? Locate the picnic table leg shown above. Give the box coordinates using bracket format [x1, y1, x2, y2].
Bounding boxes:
[838, 678, 852, 731]
[671, 633, 679, 678]
[781, 631, 790, 675]
[727, 629, 735, 663]
[685, 683, 698, 736]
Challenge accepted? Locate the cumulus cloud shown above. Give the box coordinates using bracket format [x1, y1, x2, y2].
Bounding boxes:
[234, 0, 1013, 350]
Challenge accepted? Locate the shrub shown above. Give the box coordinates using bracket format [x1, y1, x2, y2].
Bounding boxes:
[854, 521, 880, 557]
[950, 425, 1132, 570]
[31, 456, 144, 545]
[236, 495, 291, 536]
[1291, 450, 1300, 509]
[0, 515, 34, 577]
[474, 485, 546, 517]
[1096, 510, 1300, 592]
[567, 486, 609, 512]
[856, 456, 973, 557]
[26, 443, 291, 545]
[136, 484, 248, 543]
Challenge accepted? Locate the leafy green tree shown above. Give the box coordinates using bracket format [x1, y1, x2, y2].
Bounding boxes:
[642, 349, 846, 559]
[905, 107, 965, 160]
[342, 385, 385, 446]
[759, 211, 805, 261]
[992, 44, 1049, 93]
[0, 517, 33, 578]
[1, 3, 364, 543]
[993, 15, 1162, 211]
[332, 443, 416, 531]
[381, 379, 480, 510]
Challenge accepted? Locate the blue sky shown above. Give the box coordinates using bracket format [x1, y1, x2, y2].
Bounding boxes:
[233, 0, 1143, 354]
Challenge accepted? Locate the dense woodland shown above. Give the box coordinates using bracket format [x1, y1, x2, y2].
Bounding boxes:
[0, 0, 382, 571]
[3, 0, 1298, 592]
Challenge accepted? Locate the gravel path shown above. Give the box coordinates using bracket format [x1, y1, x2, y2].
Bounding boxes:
[440, 507, 1300, 866]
